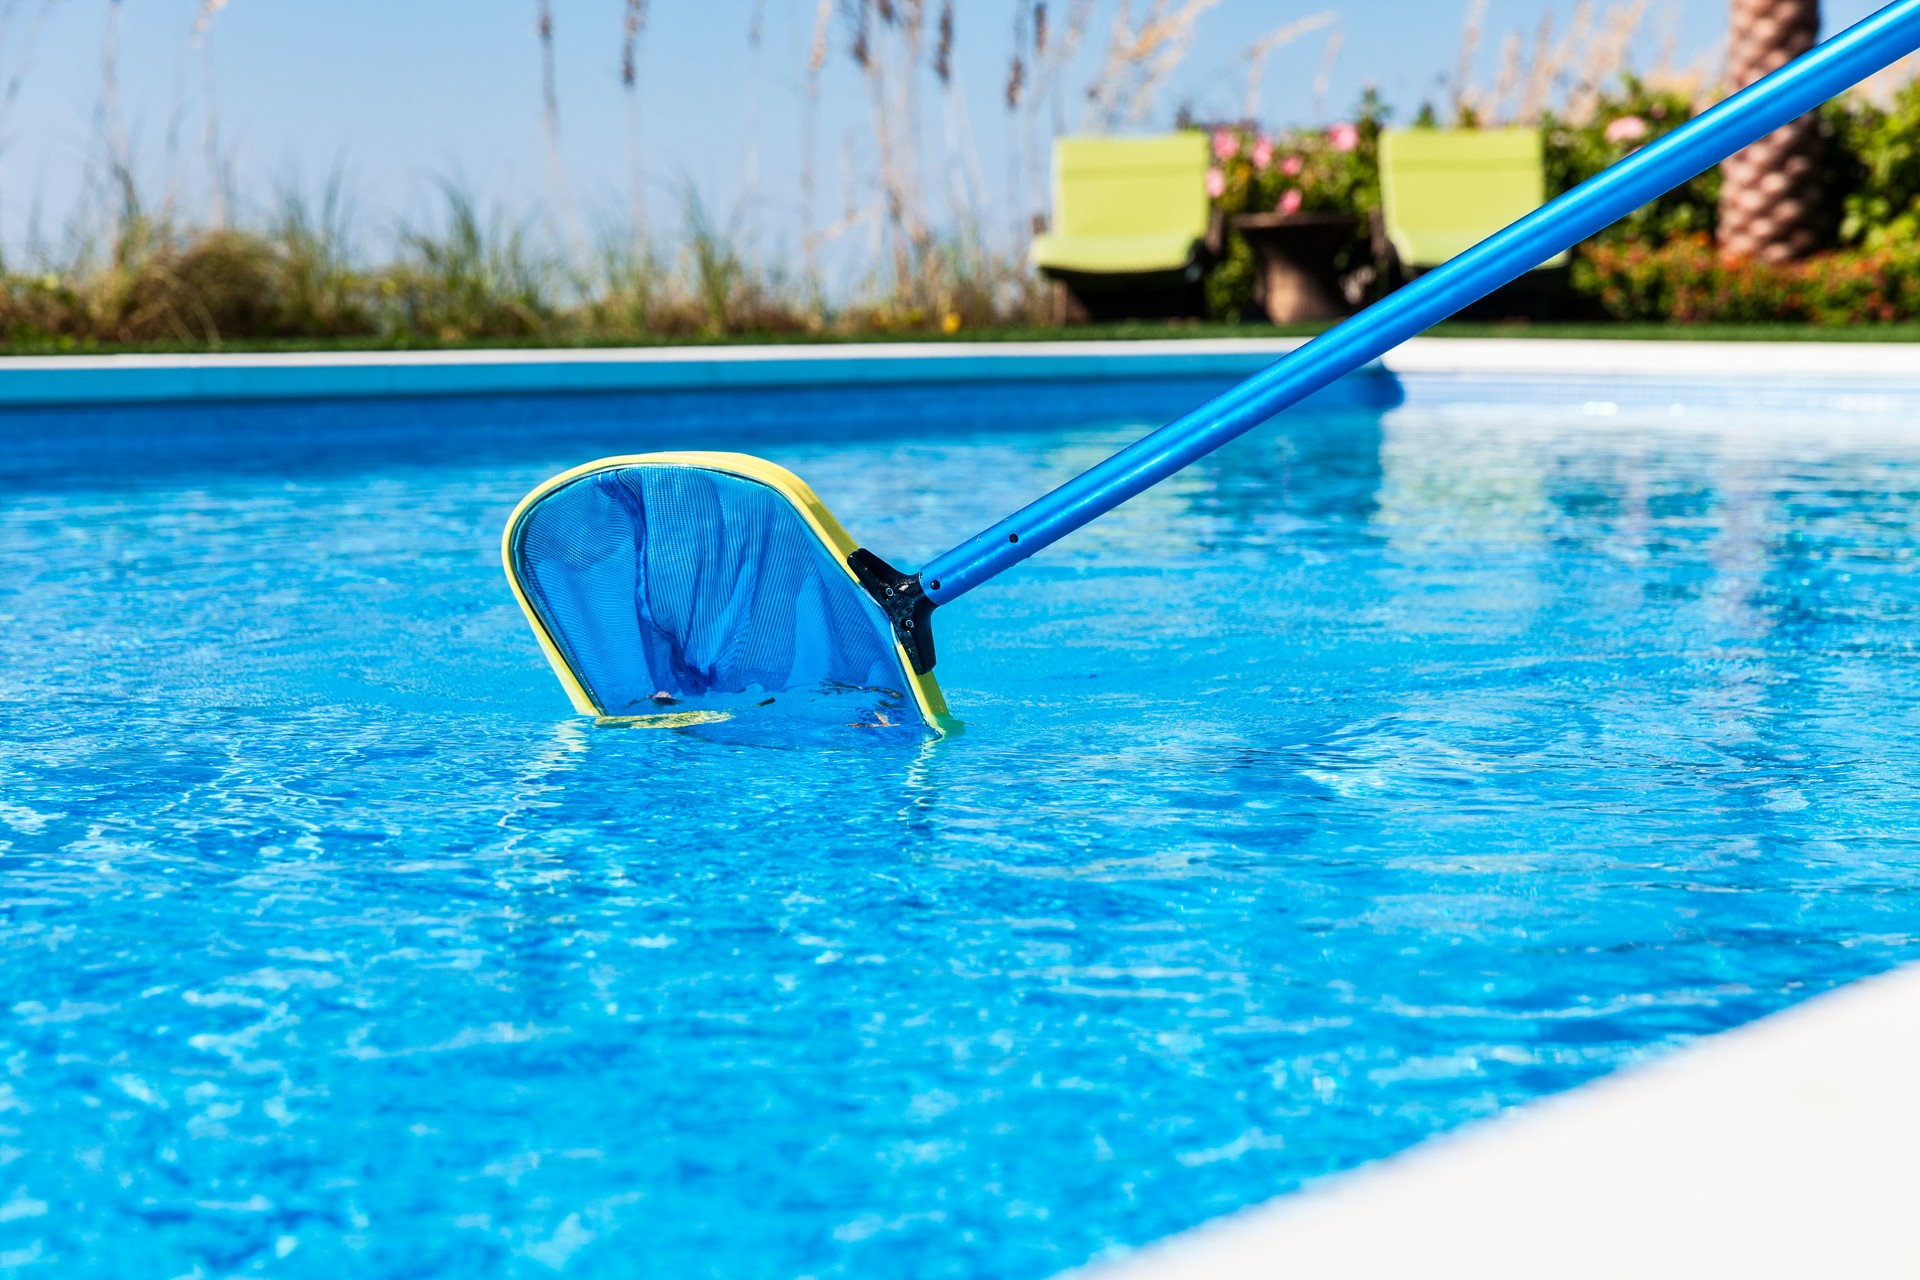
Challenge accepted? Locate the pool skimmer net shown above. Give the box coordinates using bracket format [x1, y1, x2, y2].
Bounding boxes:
[502, 5, 1920, 735]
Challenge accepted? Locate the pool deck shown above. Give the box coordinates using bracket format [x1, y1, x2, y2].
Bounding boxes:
[3, 336, 1920, 406]
[1075, 959, 1920, 1279]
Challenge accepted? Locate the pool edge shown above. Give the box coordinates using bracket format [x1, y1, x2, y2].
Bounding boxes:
[0, 340, 1315, 406]
[1072, 958, 1920, 1278]
[5, 337, 1920, 407]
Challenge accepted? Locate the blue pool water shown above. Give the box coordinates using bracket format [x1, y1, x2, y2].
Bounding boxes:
[4, 371, 1920, 1277]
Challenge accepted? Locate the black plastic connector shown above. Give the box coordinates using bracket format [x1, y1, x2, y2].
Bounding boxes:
[847, 548, 937, 675]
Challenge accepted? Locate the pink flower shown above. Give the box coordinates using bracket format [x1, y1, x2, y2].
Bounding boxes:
[1605, 115, 1649, 144]
[1211, 129, 1240, 161]
[1281, 154, 1304, 177]
[1277, 188, 1303, 216]
[1251, 136, 1274, 171]
[1206, 166, 1226, 199]
[1328, 121, 1359, 152]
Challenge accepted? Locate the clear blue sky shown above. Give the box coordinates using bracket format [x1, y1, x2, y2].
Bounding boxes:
[0, 0, 1890, 271]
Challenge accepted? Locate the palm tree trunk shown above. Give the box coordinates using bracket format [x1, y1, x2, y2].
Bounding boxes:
[1717, 0, 1823, 262]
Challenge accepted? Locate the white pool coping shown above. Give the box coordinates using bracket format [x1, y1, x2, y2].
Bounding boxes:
[1076, 959, 1920, 1280]
[2, 336, 1919, 406]
[1388, 335, 1920, 379]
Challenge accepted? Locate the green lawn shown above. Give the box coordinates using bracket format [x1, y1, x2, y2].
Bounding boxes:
[5, 318, 1920, 356]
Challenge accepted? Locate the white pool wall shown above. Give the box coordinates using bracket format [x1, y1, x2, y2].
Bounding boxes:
[6, 336, 1920, 407]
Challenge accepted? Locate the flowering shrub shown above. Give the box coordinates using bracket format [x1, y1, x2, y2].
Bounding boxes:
[1827, 78, 1920, 249]
[1542, 76, 1920, 255]
[1202, 115, 1377, 222]
[1565, 79, 1920, 324]
[1200, 93, 1384, 318]
[1575, 233, 1920, 324]
[1542, 77, 1719, 245]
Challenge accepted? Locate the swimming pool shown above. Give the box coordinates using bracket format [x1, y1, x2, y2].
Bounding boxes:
[4, 357, 1919, 1277]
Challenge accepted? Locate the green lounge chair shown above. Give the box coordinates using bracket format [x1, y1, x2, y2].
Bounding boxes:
[1031, 133, 1222, 323]
[1377, 127, 1566, 273]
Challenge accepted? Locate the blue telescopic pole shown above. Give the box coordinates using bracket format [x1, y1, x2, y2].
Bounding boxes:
[918, 0, 1920, 606]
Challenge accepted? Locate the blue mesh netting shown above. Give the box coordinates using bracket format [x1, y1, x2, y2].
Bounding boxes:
[509, 464, 907, 715]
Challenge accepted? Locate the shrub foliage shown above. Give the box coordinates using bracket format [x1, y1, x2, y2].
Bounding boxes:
[19, 76, 1920, 348]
